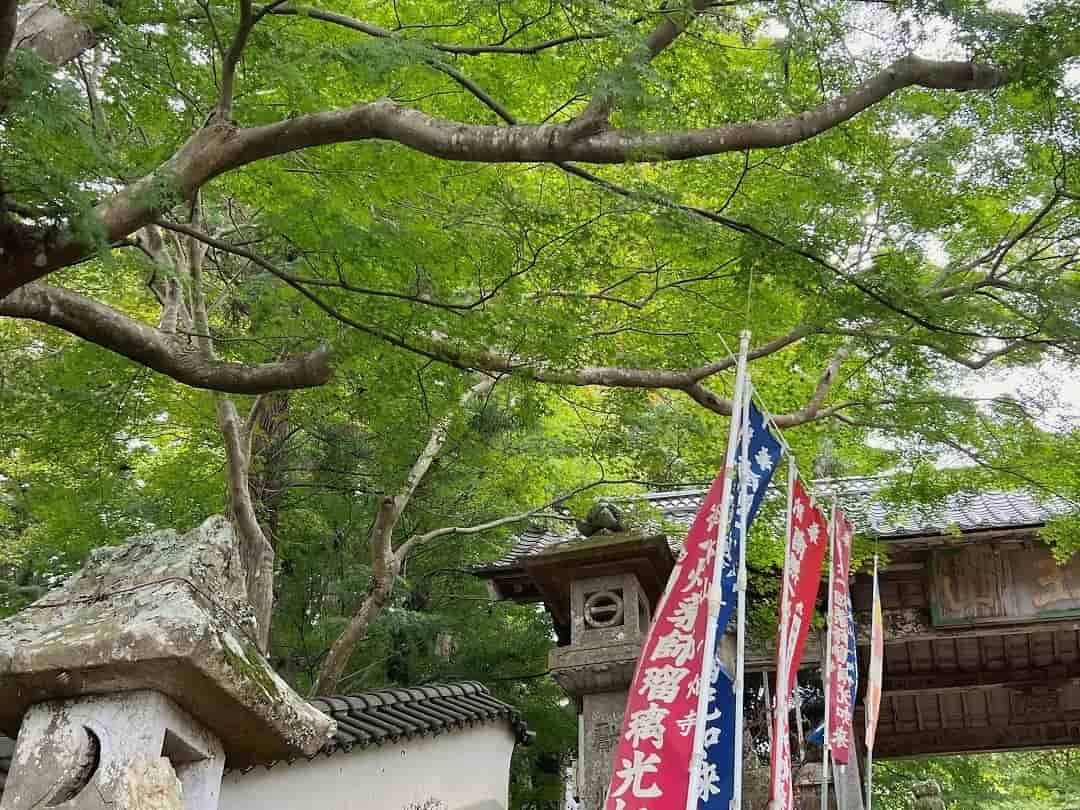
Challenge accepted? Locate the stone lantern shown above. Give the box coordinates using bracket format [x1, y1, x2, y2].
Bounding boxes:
[0, 517, 334, 810]
[501, 530, 676, 810]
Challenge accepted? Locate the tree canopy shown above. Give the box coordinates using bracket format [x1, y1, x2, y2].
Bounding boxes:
[2, 0, 1080, 805]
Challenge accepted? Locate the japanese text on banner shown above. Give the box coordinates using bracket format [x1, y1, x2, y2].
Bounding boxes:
[826, 507, 855, 766]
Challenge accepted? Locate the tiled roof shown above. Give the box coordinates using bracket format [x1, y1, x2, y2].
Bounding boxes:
[478, 478, 1074, 573]
[309, 681, 533, 757]
[0, 682, 530, 788]
[647, 480, 1072, 537]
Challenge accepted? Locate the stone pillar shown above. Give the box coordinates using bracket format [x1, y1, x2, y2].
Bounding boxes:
[550, 573, 651, 810]
[793, 750, 865, 810]
[0, 517, 335, 810]
[2, 691, 222, 810]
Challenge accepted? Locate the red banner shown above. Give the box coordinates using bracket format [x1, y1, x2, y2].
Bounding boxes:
[826, 507, 855, 766]
[604, 466, 730, 810]
[769, 478, 830, 810]
[865, 558, 884, 752]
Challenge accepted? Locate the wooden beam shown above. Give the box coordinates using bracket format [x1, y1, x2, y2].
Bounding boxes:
[873, 719, 1080, 759]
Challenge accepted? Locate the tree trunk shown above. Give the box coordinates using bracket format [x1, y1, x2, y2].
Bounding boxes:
[248, 391, 290, 546]
[214, 396, 274, 650]
[312, 496, 401, 695]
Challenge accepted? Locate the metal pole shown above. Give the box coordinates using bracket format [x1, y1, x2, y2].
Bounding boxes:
[771, 455, 797, 805]
[865, 750, 874, 810]
[685, 330, 751, 810]
[795, 682, 806, 763]
[764, 670, 773, 747]
[821, 501, 838, 810]
[865, 554, 878, 810]
[733, 374, 753, 809]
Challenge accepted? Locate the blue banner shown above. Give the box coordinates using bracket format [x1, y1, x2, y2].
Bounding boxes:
[696, 397, 782, 808]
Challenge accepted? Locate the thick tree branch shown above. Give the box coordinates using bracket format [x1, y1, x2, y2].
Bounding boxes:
[147, 222, 853, 425]
[232, 55, 1006, 166]
[0, 282, 332, 393]
[771, 348, 849, 427]
[576, 0, 713, 128]
[217, 0, 256, 118]
[177, 198, 275, 650]
[0, 53, 1029, 297]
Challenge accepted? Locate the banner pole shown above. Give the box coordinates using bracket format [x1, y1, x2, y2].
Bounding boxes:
[865, 554, 879, 810]
[821, 501, 838, 810]
[764, 671, 773, 747]
[795, 686, 806, 762]
[866, 751, 874, 810]
[732, 372, 753, 810]
[769, 455, 797, 807]
[684, 330, 751, 810]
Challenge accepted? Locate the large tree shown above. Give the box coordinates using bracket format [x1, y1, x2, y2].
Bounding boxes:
[3, 0, 1080, 694]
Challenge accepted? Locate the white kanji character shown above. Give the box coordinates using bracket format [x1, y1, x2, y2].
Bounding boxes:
[625, 703, 669, 749]
[755, 445, 774, 472]
[701, 535, 718, 562]
[639, 665, 689, 704]
[670, 595, 701, 633]
[682, 557, 708, 593]
[703, 725, 723, 748]
[792, 498, 805, 521]
[784, 605, 804, 664]
[696, 760, 722, 800]
[705, 502, 725, 533]
[677, 710, 697, 736]
[807, 522, 821, 545]
[785, 567, 798, 599]
[830, 727, 850, 750]
[651, 630, 696, 666]
[611, 750, 663, 799]
[709, 650, 725, 684]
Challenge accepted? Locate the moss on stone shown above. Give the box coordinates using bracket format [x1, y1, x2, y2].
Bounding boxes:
[217, 628, 281, 702]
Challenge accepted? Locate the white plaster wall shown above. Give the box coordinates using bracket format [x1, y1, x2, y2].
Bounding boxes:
[221, 725, 516, 810]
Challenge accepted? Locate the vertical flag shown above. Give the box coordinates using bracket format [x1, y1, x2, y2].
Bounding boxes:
[864, 556, 884, 810]
[826, 507, 855, 765]
[603, 463, 732, 810]
[769, 477, 830, 810]
[694, 396, 782, 810]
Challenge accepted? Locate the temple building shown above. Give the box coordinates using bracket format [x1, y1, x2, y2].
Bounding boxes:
[476, 479, 1077, 809]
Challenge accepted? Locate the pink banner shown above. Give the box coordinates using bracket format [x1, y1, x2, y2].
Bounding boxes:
[604, 465, 730, 810]
[769, 478, 830, 810]
[865, 559, 884, 752]
[826, 507, 854, 766]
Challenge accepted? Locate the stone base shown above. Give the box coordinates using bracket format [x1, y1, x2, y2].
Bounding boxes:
[0, 690, 223, 810]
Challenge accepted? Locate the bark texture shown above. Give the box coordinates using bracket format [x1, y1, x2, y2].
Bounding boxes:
[312, 377, 495, 695]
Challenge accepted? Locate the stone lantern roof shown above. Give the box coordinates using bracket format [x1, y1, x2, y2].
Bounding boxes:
[0, 516, 334, 770]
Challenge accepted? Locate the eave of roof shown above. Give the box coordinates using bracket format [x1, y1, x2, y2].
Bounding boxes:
[234, 680, 532, 773]
[0, 681, 531, 789]
[476, 477, 1074, 578]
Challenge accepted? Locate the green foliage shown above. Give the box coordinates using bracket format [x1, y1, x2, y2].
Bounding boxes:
[874, 750, 1080, 809]
[2, 0, 1080, 805]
